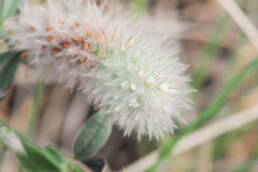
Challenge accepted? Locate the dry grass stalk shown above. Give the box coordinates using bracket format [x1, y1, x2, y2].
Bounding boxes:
[125, 104, 258, 172]
[217, 0, 258, 50]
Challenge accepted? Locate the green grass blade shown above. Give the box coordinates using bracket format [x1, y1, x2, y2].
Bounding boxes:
[67, 162, 84, 172]
[26, 81, 44, 139]
[232, 153, 258, 172]
[146, 58, 258, 172]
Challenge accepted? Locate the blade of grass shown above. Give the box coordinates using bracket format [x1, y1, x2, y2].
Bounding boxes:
[232, 153, 258, 172]
[211, 38, 247, 160]
[217, 0, 258, 50]
[67, 162, 84, 172]
[21, 81, 45, 172]
[146, 58, 258, 172]
[26, 80, 44, 139]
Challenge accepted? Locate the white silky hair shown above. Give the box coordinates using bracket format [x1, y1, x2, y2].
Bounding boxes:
[5, 0, 194, 140]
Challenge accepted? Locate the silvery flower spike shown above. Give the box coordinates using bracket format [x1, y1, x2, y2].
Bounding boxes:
[5, 0, 194, 140]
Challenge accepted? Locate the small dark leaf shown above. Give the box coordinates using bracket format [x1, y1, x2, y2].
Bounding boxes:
[0, 51, 20, 104]
[44, 146, 66, 169]
[73, 112, 112, 161]
[83, 158, 106, 172]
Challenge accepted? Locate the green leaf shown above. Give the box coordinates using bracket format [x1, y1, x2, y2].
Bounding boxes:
[0, 0, 22, 23]
[17, 140, 68, 172]
[73, 112, 112, 161]
[17, 153, 43, 172]
[26, 81, 44, 138]
[44, 146, 66, 169]
[67, 162, 84, 172]
[0, 121, 83, 172]
[20, 143, 60, 171]
[0, 51, 20, 104]
[18, 144, 82, 172]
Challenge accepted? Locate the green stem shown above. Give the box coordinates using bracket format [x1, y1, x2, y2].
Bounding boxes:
[67, 162, 84, 172]
[26, 81, 44, 139]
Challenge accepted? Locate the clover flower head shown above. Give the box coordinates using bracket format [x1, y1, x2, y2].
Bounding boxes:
[5, 0, 194, 140]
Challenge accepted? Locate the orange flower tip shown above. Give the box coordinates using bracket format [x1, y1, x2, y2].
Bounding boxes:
[73, 36, 83, 42]
[62, 42, 69, 48]
[8, 30, 14, 35]
[48, 35, 53, 40]
[86, 32, 92, 37]
[58, 19, 64, 24]
[20, 52, 27, 60]
[85, 58, 91, 66]
[46, 25, 52, 31]
[53, 48, 60, 55]
[78, 57, 84, 63]
[74, 22, 80, 28]
[83, 42, 89, 50]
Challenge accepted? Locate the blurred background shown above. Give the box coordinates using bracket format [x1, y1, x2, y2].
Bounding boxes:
[0, 0, 258, 171]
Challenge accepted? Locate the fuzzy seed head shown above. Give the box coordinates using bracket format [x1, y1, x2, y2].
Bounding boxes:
[5, 0, 194, 140]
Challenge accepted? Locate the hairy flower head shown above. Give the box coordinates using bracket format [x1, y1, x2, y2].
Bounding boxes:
[5, 0, 194, 139]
